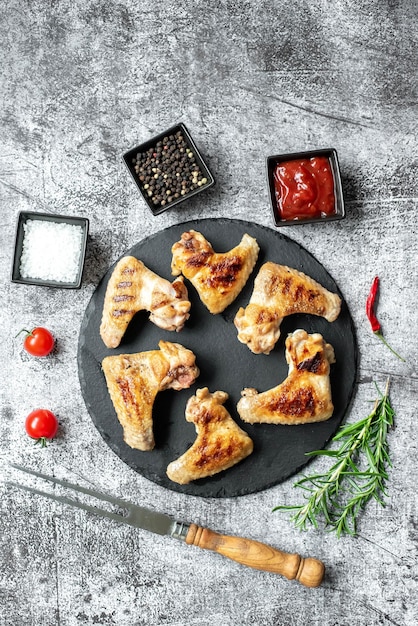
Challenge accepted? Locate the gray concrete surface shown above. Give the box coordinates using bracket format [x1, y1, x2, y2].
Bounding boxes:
[1, 1, 417, 625]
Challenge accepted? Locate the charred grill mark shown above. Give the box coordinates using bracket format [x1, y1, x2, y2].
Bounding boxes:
[122, 268, 136, 275]
[166, 365, 194, 387]
[181, 232, 195, 247]
[294, 285, 304, 300]
[205, 257, 243, 288]
[287, 283, 325, 314]
[194, 436, 236, 468]
[185, 251, 211, 269]
[297, 351, 322, 373]
[195, 435, 210, 467]
[281, 277, 292, 294]
[293, 284, 318, 301]
[256, 308, 276, 324]
[117, 281, 132, 288]
[264, 274, 280, 297]
[267, 388, 316, 417]
[194, 407, 221, 426]
[268, 275, 322, 303]
[172, 279, 186, 299]
[113, 295, 134, 302]
[116, 377, 138, 412]
[152, 295, 169, 309]
[112, 309, 132, 317]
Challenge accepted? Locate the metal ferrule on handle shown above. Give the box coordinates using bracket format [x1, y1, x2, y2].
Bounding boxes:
[170, 521, 191, 541]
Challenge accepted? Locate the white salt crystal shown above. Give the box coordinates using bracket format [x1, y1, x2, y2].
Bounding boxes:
[20, 219, 84, 283]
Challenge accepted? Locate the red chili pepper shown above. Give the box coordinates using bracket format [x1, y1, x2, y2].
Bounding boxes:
[366, 276, 405, 361]
[366, 276, 381, 333]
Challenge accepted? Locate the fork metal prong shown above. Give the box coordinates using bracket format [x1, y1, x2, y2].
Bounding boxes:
[10, 462, 132, 510]
[8, 463, 176, 537]
[6, 480, 129, 526]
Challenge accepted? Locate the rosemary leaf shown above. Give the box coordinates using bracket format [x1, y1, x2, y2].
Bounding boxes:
[273, 378, 394, 537]
[307, 449, 340, 457]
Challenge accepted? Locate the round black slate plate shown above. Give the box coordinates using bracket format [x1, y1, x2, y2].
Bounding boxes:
[78, 218, 357, 498]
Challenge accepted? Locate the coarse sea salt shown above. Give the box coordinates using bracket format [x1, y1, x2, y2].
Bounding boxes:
[20, 219, 84, 283]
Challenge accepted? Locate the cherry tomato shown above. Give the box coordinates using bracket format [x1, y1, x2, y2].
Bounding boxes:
[25, 409, 59, 447]
[17, 327, 55, 357]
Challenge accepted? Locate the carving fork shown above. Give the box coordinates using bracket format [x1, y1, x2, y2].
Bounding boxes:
[7, 463, 325, 587]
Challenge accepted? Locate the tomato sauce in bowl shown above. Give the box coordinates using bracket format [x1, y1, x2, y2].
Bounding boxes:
[274, 156, 335, 220]
[267, 149, 345, 226]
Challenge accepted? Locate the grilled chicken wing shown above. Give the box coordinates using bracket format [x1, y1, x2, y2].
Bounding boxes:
[234, 262, 341, 354]
[166, 387, 254, 484]
[171, 230, 259, 314]
[237, 329, 335, 425]
[100, 256, 191, 349]
[102, 340, 199, 451]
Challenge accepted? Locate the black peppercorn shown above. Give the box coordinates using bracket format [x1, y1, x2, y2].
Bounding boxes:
[133, 129, 209, 210]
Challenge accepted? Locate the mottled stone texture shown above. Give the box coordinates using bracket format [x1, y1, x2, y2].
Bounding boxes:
[1, 1, 417, 625]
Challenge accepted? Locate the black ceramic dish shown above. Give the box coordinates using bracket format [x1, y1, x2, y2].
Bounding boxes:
[267, 148, 345, 227]
[11, 211, 89, 289]
[123, 123, 215, 215]
[78, 218, 357, 498]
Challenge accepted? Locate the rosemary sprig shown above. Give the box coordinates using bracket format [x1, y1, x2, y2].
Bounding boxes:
[273, 379, 395, 537]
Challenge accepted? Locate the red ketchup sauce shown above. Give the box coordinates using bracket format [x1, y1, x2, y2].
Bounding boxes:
[273, 156, 335, 221]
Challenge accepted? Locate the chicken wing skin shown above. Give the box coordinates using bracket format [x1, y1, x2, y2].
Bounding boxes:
[171, 230, 259, 314]
[234, 262, 341, 354]
[237, 329, 335, 425]
[102, 340, 199, 451]
[100, 256, 191, 349]
[166, 387, 254, 484]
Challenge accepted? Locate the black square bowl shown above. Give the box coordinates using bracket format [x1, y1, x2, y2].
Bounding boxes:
[123, 123, 215, 215]
[267, 148, 345, 226]
[11, 211, 89, 289]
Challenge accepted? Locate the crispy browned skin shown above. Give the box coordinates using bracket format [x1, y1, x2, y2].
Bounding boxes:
[100, 256, 191, 348]
[237, 329, 335, 425]
[234, 262, 341, 354]
[102, 341, 199, 451]
[171, 230, 259, 314]
[166, 387, 254, 484]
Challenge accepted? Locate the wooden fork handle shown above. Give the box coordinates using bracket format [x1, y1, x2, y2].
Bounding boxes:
[185, 523, 325, 588]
